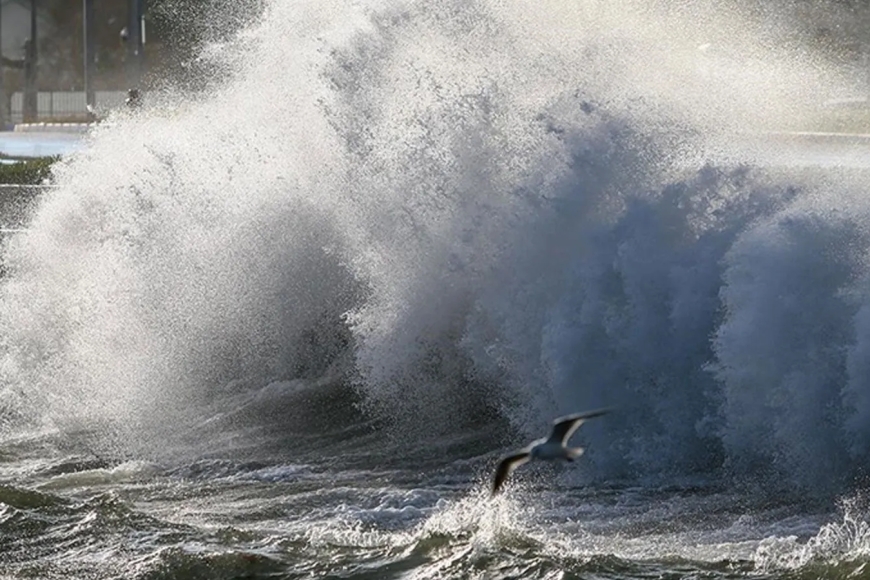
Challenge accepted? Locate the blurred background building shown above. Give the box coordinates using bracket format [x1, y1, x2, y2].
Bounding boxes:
[0, 0, 243, 126]
[0, 0, 870, 126]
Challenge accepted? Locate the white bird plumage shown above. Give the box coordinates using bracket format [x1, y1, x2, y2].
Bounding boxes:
[491, 408, 610, 496]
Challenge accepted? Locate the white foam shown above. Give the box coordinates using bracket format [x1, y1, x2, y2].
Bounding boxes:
[0, 0, 868, 493]
[37, 460, 162, 490]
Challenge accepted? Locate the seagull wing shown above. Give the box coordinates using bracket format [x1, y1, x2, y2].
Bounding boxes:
[547, 408, 611, 444]
[491, 451, 531, 496]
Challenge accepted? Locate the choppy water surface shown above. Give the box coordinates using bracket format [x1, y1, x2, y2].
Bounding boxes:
[5, 0, 870, 578]
[1, 412, 866, 580]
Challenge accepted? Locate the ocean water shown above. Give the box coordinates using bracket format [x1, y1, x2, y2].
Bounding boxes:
[3, 1, 870, 578]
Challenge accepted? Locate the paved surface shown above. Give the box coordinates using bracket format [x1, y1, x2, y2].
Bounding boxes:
[0, 128, 868, 166]
[0, 131, 85, 158]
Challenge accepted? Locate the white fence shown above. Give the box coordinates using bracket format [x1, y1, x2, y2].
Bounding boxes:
[8, 91, 128, 123]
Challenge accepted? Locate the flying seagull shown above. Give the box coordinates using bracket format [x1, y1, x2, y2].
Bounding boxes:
[491, 408, 610, 496]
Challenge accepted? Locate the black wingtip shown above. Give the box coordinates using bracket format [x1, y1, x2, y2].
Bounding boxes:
[581, 406, 613, 417]
[553, 407, 613, 424]
[490, 466, 508, 497]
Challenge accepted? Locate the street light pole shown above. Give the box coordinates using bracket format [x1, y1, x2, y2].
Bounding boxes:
[0, 3, 5, 128]
[23, 0, 37, 122]
[83, 0, 95, 111]
[127, 0, 144, 89]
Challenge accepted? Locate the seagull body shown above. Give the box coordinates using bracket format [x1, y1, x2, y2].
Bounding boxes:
[491, 408, 609, 496]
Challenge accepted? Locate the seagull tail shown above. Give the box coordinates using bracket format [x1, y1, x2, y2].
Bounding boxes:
[566, 447, 585, 461]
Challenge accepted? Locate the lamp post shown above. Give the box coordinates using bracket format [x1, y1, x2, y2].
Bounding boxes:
[126, 0, 144, 89]
[0, 3, 5, 128]
[0, 6, 27, 128]
[22, 0, 37, 122]
[83, 0, 95, 111]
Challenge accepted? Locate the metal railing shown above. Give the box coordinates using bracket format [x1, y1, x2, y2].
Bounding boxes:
[8, 91, 128, 124]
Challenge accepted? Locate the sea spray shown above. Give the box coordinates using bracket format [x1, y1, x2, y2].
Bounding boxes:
[0, 0, 866, 494]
